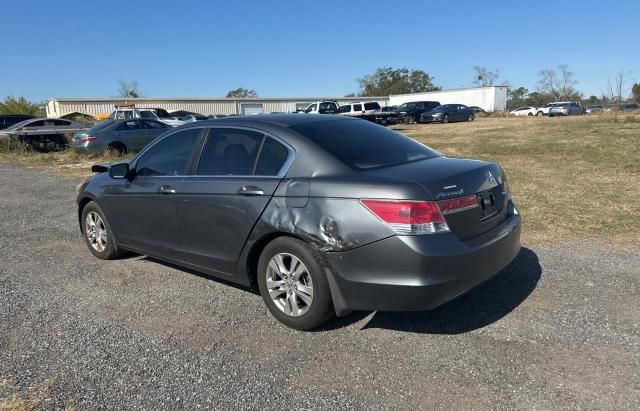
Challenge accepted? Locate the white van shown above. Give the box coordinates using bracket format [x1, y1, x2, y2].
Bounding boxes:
[337, 102, 382, 116]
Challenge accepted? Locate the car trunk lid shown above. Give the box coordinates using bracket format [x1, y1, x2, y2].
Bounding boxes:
[365, 156, 509, 240]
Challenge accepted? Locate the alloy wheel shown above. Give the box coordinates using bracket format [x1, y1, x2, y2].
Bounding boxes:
[265, 253, 313, 317]
[85, 211, 107, 252]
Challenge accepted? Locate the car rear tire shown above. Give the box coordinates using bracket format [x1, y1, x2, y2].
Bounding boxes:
[468, 113, 475, 121]
[528, 112, 533, 116]
[106, 142, 127, 156]
[81, 201, 123, 260]
[442, 114, 449, 124]
[257, 237, 334, 330]
[536, 111, 543, 117]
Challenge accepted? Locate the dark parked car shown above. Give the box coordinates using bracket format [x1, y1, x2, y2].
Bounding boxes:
[0, 114, 35, 130]
[0, 117, 88, 150]
[76, 115, 521, 330]
[468, 106, 486, 113]
[70, 118, 170, 154]
[396, 101, 441, 123]
[420, 104, 476, 123]
[606, 103, 640, 112]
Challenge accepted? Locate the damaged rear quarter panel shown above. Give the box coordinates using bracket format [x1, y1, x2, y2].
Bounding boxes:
[234, 176, 425, 283]
[258, 197, 395, 252]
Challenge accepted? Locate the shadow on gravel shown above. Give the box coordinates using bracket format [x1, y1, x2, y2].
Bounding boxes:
[356, 247, 541, 334]
[142, 257, 260, 295]
[138, 247, 540, 335]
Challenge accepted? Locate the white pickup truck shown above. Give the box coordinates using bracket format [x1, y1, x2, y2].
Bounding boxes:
[109, 108, 185, 127]
[300, 101, 339, 114]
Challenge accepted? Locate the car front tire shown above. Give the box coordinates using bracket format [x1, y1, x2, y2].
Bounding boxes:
[257, 237, 334, 330]
[536, 111, 543, 116]
[81, 201, 123, 260]
[442, 114, 449, 124]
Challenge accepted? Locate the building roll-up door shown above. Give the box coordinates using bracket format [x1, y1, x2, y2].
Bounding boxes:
[240, 103, 264, 116]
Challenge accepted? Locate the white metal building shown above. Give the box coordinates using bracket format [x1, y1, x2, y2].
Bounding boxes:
[389, 86, 508, 111]
[45, 86, 507, 118]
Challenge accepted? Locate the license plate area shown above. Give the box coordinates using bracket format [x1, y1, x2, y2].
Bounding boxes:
[477, 189, 498, 220]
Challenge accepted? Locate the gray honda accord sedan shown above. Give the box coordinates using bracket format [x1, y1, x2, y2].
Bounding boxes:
[76, 114, 521, 330]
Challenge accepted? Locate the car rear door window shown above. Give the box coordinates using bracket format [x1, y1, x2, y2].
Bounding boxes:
[196, 128, 263, 176]
[25, 120, 45, 127]
[338, 105, 351, 113]
[140, 120, 168, 129]
[364, 102, 381, 110]
[116, 120, 141, 131]
[255, 137, 289, 176]
[135, 128, 201, 176]
[353, 104, 363, 111]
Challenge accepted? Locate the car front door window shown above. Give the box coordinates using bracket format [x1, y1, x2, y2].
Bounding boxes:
[136, 128, 201, 176]
[102, 128, 203, 257]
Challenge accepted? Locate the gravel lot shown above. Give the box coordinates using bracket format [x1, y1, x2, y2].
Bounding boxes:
[1, 163, 639, 410]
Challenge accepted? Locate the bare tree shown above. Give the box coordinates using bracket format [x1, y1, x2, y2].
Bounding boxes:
[537, 69, 557, 99]
[557, 65, 579, 100]
[606, 70, 632, 103]
[117, 80, 142, 98]
[537, 65, 580, 101]
[472, 65, 499, 87]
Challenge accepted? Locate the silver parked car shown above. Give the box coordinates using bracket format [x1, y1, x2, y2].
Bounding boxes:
[549, 101, 584, 117]
[70, 119, 170, 154]
[585, 105, 603, 114]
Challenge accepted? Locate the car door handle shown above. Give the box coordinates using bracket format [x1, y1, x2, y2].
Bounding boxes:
[158, 184, 176, 194]
[237, 185, 264, 196]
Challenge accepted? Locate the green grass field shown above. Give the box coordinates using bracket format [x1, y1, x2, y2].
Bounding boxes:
[393, 114, 640, 243]
[1, 114, 638, 244]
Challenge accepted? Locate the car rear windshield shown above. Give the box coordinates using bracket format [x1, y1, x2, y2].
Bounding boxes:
[87, 120, 116, 132]
[290, 120, 438, 170]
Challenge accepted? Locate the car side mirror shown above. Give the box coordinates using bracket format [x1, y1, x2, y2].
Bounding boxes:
[109, 162, 130, 179]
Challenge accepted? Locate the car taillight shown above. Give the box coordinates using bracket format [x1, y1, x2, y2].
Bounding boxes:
[360, 199, 450, 235]
[79, 136, 96, 143]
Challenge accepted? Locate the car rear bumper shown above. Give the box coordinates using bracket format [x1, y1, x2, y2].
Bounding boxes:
[70, 143, 100, 154]
[324, 211, 522, 315]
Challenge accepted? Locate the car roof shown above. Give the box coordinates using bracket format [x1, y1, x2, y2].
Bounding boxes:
[184, 113, 358, 128]
[400, 101, 439, 104]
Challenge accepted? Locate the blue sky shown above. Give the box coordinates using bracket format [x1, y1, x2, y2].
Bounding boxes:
[2, 0, 638, 101]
